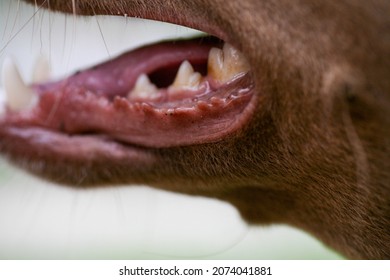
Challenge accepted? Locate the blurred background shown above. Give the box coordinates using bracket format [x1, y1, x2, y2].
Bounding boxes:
[0, 0, 342, 259]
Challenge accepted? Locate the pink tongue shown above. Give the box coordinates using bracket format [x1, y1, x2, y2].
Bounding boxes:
[37, 38, 220, 98]
[29, 38, 253, 148]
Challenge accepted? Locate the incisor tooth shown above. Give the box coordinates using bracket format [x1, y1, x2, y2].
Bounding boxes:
[208, 43, 250, 83]
[128, 74, 159, 100]
[32, 55, 51, 83]
[2, 57, 37, 112]
[169, 60, 202, 92]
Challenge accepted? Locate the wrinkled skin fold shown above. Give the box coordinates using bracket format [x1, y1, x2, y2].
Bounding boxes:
[0, 0, 389, 259]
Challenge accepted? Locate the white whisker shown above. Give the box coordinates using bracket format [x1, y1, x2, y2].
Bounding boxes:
[8, 0, 21, 43]
[66, 2, 77, 71]
[95, 16, 111, 58]
[62, 13, 68, 62]
[1, 0, 12, 42]
[0, 0, 47, 55]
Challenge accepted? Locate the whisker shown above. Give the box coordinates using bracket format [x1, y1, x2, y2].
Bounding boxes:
[1, 0, 13, 42]
[44, 89, 62, 125]
[62, 13, 68, 62]
[112, 188, 127, 232]
[8, 0, 21, 43]
[50, 2, 56, 64]
[64, 0, 78, 71]
[30, 0, 38, 50]
[0, 0, 47, 55]
[94, 13, 111, 58]
[38, 7, 45, 52]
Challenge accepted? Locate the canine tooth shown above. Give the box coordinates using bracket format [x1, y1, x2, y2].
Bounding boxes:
[2, 57, 37, 111]
[129, 74, 159, 100]
[208, 43, 250, 83]
[169, 60, 202, 91]
[0, 89, 5, 117]
[32, 55, 51, 83]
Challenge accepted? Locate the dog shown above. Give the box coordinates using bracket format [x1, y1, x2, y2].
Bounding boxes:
[0, 0, 389, 259]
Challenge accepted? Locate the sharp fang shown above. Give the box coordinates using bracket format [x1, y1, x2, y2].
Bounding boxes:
[32, 55, 51, 83]
[208, 43, 250, 83]
[169, 60, 202, 92]
[2, 57, 37, 112]
[0, 88, 5, 117]
[128, 74, 159, 100]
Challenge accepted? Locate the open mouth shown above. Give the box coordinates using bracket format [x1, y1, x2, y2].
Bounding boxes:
[0, 3, 257, 175]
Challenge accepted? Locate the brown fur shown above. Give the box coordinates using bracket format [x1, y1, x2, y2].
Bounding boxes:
[17, 0, 390, 259]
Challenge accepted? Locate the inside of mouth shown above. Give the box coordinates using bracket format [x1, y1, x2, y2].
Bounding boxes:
[26, 35, 254, 147]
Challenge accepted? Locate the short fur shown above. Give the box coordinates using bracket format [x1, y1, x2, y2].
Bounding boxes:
[16, 0, 390, 259]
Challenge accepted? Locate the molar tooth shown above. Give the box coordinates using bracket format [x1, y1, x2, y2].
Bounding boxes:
[208, 43, 250, 83]
[32, 55, 51, 83]
[169, 60, 202, 92]
[2, 57, 37, 112]
[128, 74, 159, 100]
[207, 47, 224, 81]
[223, 43, 250, 77]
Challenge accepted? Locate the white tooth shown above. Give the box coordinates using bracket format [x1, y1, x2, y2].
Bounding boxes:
[208, 43, 250, 83]
[32, 55, 51, 83]
[128, 74, 159, 100]
[169, 60, 202, 92]
[208, 47, 224, 81]
[222, 43, 250, 72]
[0, 88, 5, 117]
[2, 57, 37, 112]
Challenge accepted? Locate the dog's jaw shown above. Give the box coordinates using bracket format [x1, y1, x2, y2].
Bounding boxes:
[2, 0, 389, 259]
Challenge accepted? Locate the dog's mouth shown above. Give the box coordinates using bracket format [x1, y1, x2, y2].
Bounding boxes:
[2, 36, 254, 147]
[0, 4, 257, 177]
